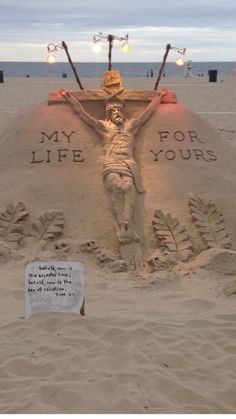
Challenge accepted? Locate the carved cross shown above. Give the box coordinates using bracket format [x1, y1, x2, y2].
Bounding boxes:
[48, 84, 177, 105]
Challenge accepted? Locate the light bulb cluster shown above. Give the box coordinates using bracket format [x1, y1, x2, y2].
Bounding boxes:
[47, 53, 56, 64]
[46, 43, 64, 64]
[46, 38, 186, 68]
[173, 47, 186, 66]
[175, 56, 185, 66]
[121, 42, 132, 53]
[92, 32, 131, 54]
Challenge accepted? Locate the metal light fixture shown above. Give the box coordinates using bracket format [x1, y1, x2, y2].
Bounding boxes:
[46, 43, 63, 64]
[92, 32, 131, 71]
[154, 43, 186, 90]
[174, 47, 186, 66]
[46, 41, 84, 90]
[121, 34, 132, 53]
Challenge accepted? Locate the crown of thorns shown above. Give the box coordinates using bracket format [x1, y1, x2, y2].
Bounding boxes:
[105, 101, 124, 112]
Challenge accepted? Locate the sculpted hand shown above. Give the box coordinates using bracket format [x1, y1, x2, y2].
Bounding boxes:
[160, 88, 177, 103]
[58, 88, 69, 98]
[160, 88, 168, 97]
[59, 89, 82, 111]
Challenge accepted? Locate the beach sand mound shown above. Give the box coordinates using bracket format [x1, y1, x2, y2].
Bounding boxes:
[0, 99, 235, 254]
[0, 98, 235, 413]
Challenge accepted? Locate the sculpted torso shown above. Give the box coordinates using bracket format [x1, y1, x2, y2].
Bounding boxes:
[103, 123, 134, 160]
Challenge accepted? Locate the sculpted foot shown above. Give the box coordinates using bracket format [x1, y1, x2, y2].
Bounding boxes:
[123, 221, 128, 231]
[117, 222, 140, 244]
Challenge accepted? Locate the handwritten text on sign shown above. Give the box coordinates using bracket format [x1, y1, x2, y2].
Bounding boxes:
[25, 261, 84, 318]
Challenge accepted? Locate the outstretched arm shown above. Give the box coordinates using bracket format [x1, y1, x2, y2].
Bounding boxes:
[60, 90, 106, 136]
[128, 88, 168, 134]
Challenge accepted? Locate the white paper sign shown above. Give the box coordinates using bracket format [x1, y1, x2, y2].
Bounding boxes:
[25, 261, 85, 318]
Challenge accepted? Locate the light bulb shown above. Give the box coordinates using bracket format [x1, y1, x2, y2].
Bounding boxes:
[92, 42, 102, 53]
[47, 53, 56, 64]
[121, 43, 131, 52]
[175, 56, 185, 66]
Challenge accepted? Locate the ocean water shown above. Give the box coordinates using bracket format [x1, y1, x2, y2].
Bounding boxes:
[0, 61, 235, 78]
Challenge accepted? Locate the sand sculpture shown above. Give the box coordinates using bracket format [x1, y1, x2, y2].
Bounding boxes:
[0, 70, 235, 274]
[1, 72, 236, 415]
[59, 72, 168, 268]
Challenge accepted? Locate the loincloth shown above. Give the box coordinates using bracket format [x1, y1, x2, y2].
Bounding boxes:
[103, 159, 145, 193]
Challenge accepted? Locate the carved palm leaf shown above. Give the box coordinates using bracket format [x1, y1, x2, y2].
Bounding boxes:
[189, 196, 231, 249]
[30, 211, 64, 243]
[152, 210, 193, 261]
[0, 202, 29, 243]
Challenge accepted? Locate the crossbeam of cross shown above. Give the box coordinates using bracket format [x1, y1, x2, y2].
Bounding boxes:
[48, 88, 177, 105]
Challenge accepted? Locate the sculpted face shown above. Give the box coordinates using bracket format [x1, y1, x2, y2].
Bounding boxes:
[110, 107, 124, 126]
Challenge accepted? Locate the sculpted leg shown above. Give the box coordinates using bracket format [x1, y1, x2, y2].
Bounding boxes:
[118, 177, 140, 244]
[119, 176, 143, 268]
[104, 172, 142, 268]
[104, 172, 124, 230]
[121, 176, 135, 229]
[104, 173, 138, 240]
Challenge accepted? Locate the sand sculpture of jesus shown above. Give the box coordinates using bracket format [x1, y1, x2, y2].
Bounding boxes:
[61, 87, 167, 266]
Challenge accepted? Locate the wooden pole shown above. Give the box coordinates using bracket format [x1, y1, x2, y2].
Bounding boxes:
[62, 41, 84, 90]
[154, 43, 171, 90]
[107, 34, 113, 71]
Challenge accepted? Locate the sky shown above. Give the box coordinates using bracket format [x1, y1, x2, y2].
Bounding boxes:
[0, 0, 235, 62]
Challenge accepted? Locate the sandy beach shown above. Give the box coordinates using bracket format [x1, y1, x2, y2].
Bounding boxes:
[0, 74, 236, 414]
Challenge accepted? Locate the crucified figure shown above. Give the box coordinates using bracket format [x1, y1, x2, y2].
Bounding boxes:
[60, 88, 167, 265]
